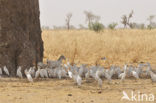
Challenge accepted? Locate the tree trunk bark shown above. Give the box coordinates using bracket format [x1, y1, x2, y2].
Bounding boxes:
[0, 0, 44, 76]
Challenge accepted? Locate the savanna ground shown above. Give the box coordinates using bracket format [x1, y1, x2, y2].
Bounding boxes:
[0, 30, 156, 103]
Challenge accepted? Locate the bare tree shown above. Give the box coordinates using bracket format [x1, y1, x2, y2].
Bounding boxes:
[147, 15, 155, 30]
[121, 10, 134, 28]
[121, 15, 127, 28]
[84, 11, 100, 28]
[127, 10, 134, 24]
[147, 15, 155, 24]
[65, 13, 72, 30]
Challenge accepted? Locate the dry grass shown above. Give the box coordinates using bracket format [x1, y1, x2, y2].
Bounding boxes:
[42, 29, 156, 67]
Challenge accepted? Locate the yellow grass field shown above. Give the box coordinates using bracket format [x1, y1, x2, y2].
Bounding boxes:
[42, 29, 156, 67]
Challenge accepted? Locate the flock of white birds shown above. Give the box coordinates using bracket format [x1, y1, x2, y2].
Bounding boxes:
[0, 55, 156, 87]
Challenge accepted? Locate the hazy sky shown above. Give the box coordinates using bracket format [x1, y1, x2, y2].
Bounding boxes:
[39, 0, 156, 28]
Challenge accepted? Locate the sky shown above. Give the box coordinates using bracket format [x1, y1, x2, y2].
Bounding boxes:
[39, 0, 156, 28]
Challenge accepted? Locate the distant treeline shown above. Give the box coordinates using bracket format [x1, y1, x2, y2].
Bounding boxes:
[42, 10, 156, 32]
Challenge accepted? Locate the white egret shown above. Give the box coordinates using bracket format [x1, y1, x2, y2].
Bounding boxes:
[17, 66, 23, 78]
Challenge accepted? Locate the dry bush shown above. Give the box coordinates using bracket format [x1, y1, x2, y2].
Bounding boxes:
[42, 29, 156, 67]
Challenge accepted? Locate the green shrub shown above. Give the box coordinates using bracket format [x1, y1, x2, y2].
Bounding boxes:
[89, 22, 104, 32]
[147, 25, 153, 30]
[108, 23, 118, 30]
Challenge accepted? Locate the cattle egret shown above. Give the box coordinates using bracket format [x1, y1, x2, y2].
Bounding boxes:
[40, 69, 48, 78]
[35, 67, 40, 79]
[25, 69, 33, 82]
[17, 66, 23, 78]
[149, 71, 156, 82]
[0, 68, 2, 75]
[3, 66, 9, 76]
[119, 65, 127, 81]
[132, 71, 139, 79]
[68, 70, 73, 78]
[77, 75, 82, 86]
[29, 67, 35, 77]
[73, 74, 82, 86]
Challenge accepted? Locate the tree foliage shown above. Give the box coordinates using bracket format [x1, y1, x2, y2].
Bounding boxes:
[108, 22, 118, 30]
[147, 15, 155, 30]
[89, 22, 104, 32]
[84, 11, 100, 28]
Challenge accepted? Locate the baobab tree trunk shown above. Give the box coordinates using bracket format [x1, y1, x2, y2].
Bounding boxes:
[0, 0, 44, 76]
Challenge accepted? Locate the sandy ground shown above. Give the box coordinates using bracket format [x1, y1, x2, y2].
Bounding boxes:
[0, 77, 156, 103]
